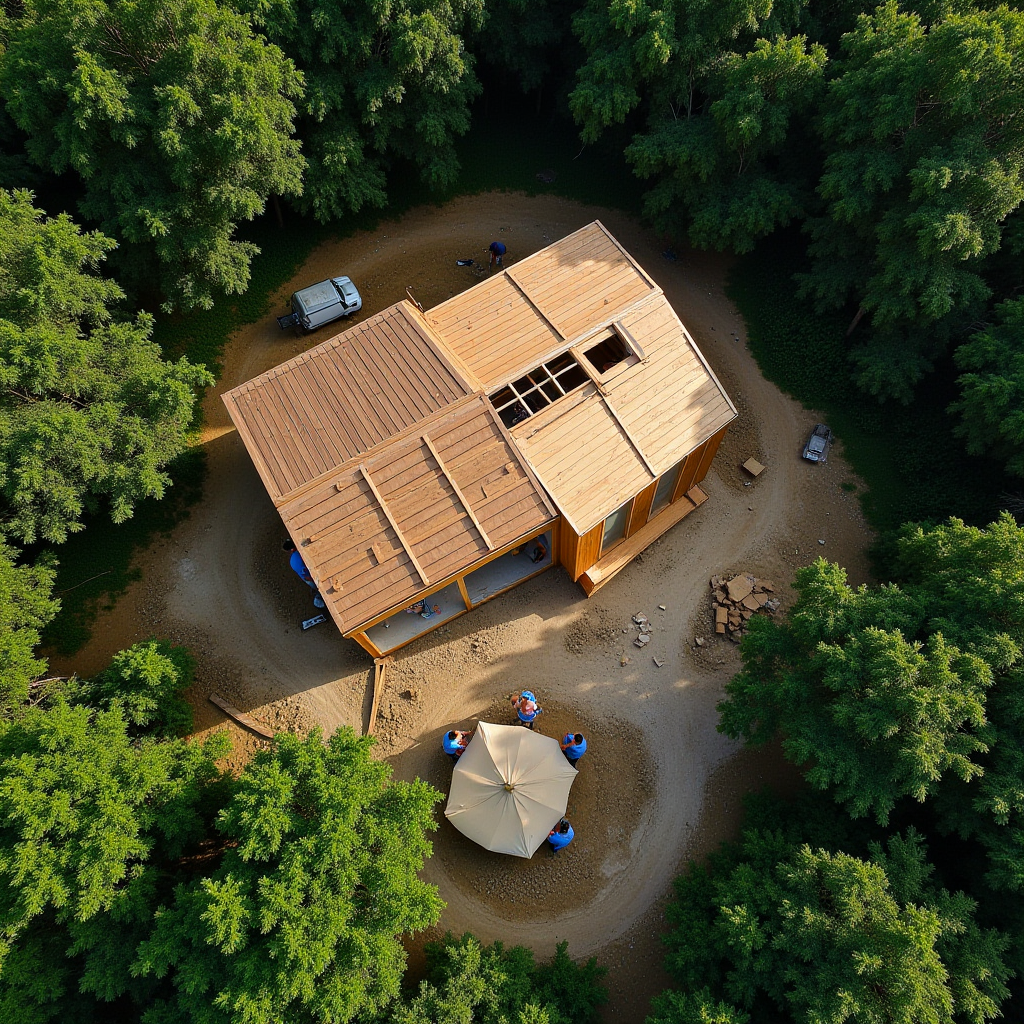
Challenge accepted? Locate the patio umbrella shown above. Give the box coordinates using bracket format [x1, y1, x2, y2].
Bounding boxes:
[444, 720, 578, 858]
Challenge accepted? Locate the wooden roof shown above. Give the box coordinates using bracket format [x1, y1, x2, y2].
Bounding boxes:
[222, 302, 472, 501]
[510, 384, 654, 535]
[276, 396, 555, 630]
[429, 222, 657, 389]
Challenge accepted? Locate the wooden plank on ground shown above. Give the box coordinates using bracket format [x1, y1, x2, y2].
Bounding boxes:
[209, 693, 275, 739]
[367, 656, 392, 736]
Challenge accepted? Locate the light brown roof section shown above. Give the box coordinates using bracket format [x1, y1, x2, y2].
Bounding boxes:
[602, 294, 738, 474]
[507, 222, 656, 342]
[510, 384, 655, 535]
[222, 301, 472, 501]
[277, 396, 556, 632]
[426, 273, 563, 389]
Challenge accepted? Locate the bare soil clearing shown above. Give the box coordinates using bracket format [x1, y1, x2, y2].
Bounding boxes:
[51, 192, 872, 1021]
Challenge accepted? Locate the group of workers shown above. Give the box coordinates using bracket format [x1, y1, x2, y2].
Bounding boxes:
[444, 689, 584, 855]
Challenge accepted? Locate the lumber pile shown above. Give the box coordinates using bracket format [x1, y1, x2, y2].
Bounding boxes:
[710, 574, 780, 641]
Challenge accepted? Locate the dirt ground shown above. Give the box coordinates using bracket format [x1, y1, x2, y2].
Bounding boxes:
[51, 192, 873, 1021]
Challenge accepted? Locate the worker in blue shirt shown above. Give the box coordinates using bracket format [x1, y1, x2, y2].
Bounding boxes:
[283, 538, 325, 608]
[442, 729, 473, 763]
[511, 690, 542, 729]
[547, 818, 574, 855]
[489, 240, 506, 269]
[560, 732, 587, 767]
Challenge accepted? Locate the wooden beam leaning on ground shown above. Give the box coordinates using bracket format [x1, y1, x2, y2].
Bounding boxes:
[421, 433, 495, 550]
[367, 657, 392, 736]
[209, 693, 275, 740]
[358, 463, 430, 586]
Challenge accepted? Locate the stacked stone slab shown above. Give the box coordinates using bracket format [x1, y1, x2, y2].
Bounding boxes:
[710, 574, 780, 641]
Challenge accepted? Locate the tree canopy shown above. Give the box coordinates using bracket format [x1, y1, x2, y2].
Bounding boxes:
[0, 190, 213, 544]
[1, 0, 305, 309]
[659, 815, 1010, 1024]
[243, 0, 482, 223]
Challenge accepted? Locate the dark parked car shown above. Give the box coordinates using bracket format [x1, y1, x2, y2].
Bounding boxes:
[802, 423, 833, 463]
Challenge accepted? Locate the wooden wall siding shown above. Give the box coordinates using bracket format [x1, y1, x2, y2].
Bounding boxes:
[601, 294, 737, 476]
[506, 223, 655, 342]
[628, 480, 659, 536]
[277, 396, 555, 632]
[559, 520, 604, 581]
[426, 274, 563, 389]
[222, 302, 473, 501]
[511, 383, 654, 536]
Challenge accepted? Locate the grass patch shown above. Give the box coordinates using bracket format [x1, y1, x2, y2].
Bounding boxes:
[727, 231, 1006, 554]
[39, 448, 206, 657]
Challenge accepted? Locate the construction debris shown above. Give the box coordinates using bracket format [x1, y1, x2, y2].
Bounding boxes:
[710, 574, 780, 641]
[742, 458, 765, 477]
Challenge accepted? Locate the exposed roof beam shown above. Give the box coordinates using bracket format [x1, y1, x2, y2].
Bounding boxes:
[422, 435, 494, 551]
[359, 464, 430, 586]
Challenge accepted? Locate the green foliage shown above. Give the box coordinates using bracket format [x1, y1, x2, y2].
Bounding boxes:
[0, 699, 228, 967]
[396, 933, 607, 1024]
[134, 728, 444, 1024]
[1, 0, 305, 311]
[727, 231, 1006, 537]
[243, 0, 482, 223]
[86, 639, 195, 738]
[0, 543, 58, 714]
[797, 2, 1024, 401]
[662, 824, 1010, 1024]
[951, 297, 1024, 477]
[718, 556, 992, 823]
[626, 35, 826, 253]
[0, 190, 213, 545]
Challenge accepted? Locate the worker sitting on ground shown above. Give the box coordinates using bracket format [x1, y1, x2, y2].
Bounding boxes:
[560, 732, 587, 767]
[443, 729, 474, 763]
[547, 818, 574, 855]
[283, 538, 324, 608]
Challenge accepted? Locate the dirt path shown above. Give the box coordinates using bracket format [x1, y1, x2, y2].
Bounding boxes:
[53, 193, 873, 1021]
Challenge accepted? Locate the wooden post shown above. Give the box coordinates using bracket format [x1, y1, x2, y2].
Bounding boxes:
[367, 657, 392, 736]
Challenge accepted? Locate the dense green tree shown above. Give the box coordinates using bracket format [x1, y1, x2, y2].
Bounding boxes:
[395, 933, 607, 1024]
[661, 825, 1009, 1024]
[86, 639, 195, 739]
[718, 556, 992, 823]
[0, 543, 58, 715]
[796, 2, 1024, 402]
[625, 34, 826, 252]
[0, 190, 213, 544]
[0, 700, 228, 966]
[134, 728, 444, 1024]
[950, 298, 1024, 478]
[1, 0, 305, 309]
[243, 0, 482, 223]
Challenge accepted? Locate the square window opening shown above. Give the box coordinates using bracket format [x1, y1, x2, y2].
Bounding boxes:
[584, 333, 630, 375]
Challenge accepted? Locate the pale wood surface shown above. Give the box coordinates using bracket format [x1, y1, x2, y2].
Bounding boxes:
[278, 396, 554, 632]
[222, 302, 473, 501]
[209, 693, 275, 739]
[367, 657, 392, 736]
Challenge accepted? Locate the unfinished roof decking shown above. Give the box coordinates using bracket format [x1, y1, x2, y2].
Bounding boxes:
[510, 385, 654, 535]
[429, 222, 657, 389]
[277, 396, 556, 631]
[426, 274, 562, 389]
[223, 302, 472, 501]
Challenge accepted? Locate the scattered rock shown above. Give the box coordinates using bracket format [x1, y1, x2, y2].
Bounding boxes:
[653, 657, 665, 668]
[658, 604, 666, 611]
[403, 688, 419, 701]
[819, 539, 826, 545]
[620, 656, 630, 666]
[709, 572, 781, 641]
[695, 637, 704, 646]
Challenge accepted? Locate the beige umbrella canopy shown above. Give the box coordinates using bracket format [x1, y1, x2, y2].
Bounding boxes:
[444, 721, 578, 858]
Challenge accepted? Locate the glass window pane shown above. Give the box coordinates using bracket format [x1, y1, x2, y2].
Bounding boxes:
[649, 461, 683, 518]
[602, 499, 632, 552]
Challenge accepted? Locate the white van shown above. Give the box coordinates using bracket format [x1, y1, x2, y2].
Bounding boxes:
[278, 276, 362, 331]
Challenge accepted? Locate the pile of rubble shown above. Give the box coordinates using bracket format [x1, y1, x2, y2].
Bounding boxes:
[711, 574, 780, 641]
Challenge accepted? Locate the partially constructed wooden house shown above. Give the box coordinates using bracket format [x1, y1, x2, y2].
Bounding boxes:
[223, 222, 737, 657]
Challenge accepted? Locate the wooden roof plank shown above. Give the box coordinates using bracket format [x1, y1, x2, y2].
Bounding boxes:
[422, 434, 494, 551]
[359, 464, 430, 586]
